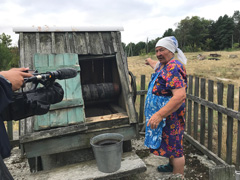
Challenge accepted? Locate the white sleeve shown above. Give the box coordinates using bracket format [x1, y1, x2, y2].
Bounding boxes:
[154, 61, 160, 71]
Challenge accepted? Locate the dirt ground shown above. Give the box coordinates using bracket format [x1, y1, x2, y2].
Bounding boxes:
[4, 135, 215, 180]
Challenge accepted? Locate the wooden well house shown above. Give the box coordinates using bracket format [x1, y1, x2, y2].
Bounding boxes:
[13, 26, 138, 171]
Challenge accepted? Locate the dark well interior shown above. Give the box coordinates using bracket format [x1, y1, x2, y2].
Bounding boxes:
[78, 55, 126, 118]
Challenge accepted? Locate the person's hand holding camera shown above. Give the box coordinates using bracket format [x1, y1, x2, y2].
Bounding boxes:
[0, 68, 33, 91]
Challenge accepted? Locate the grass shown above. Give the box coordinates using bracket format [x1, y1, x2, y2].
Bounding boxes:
[128, 51, 240, 87]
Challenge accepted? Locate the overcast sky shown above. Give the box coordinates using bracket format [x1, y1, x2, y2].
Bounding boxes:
[0, 0, 239, 46]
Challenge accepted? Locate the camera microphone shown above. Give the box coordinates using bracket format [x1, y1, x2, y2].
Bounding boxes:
[25, 68, 78, 83]
[50, 68, 78, 80]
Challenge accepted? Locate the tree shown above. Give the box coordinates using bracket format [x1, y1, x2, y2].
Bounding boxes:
[163, 28, 174, 37]
[0, 43, 12, 70]
[232, 10, 240, 44]
[174, 16, 212, 51]
[0, 33, 19, 70]
[214, 15, 234, 49]
[0, 33, 12, 47]
[135, 41, 146, 55]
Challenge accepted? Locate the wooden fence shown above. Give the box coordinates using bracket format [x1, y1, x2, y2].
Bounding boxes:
[137, 74, 240, 171]
[6, 74, 240, 170]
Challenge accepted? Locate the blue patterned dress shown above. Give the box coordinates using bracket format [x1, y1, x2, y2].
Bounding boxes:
[145, 59, 187, 158]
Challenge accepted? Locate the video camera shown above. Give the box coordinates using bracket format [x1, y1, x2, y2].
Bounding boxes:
[2, 68, 78, 121]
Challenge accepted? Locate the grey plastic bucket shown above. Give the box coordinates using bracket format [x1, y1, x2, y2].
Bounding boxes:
[90, 133, 124, 173]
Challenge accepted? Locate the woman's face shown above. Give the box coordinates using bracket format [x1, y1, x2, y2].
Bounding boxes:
[155, 46, 174, 65]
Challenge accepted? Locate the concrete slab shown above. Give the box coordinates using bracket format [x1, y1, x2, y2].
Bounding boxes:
[28, 151, 147, 180]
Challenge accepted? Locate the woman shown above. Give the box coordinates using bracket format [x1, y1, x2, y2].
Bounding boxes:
[144, 36, 187, 176]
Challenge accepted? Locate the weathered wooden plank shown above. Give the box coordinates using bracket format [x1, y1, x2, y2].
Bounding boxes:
[39, 33, 52, 54]
[19, 32, 26, 136]
[88, 32, 103, 54]
[23, 125, 137, 158]
[20, 123, 87, 143]
[139, 75, 146, 124]
[187, 94, 240, 121]
[7, 121, 13, 140]
[65, 32, 71, 53]
[237, 117, 240, 170]
[49, 54, 68, 127]
[73, 32, 88, 54]
[33, 54, 50, 130]
[85, 32, 91, 54]
[209, 165, 236, 180]
[50, 98, 83, 110]
[101, 32, 115, 54]
[184, 132, 229, 165]
[237, 87, 240, 170]
[98, 32, 107, 54]
[200, 78, 206, 145]
[116, 32, 129, 78]
[111, 32, 118, 53]
[208, 80, 214, 151]
[187, 75, 193, 135]
[193, 76, 199, 140]
[116, 32, 137, 127]
[51, 32, 56, 53]
[63, 53, 85, 124]
[54, 33, 67, 54]
[226, 84, 234, 164]
[111, 32, 137, 124]
[36, 32, 40, 53]
[217, 82, 223, 158]
[86, 113, 128, 123]
[137, 90, 147, 95]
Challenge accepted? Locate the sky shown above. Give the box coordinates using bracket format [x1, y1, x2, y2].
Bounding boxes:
[0, 0, 239, 46]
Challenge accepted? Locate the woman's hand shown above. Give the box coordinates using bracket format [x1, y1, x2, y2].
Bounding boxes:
[145, 58, 152, 65]
[145, 58, 158, 69]
[147, 112, 163, 129]
[0, 68, 33, 91]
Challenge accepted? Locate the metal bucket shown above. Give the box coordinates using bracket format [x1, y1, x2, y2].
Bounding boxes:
[90, 133, 123, 173]
[236, 171, 240, 180]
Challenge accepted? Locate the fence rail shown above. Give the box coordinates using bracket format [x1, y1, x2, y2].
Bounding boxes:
[6, 74, 240, 170]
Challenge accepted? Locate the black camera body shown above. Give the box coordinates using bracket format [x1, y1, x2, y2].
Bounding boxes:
[2, 68, 77, 121]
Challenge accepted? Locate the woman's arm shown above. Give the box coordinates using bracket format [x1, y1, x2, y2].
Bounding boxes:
[147, 87, 186, 129]
[145, 58, 159, 70]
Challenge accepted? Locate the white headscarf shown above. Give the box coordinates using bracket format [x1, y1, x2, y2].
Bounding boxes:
[155, 36, 187, 65]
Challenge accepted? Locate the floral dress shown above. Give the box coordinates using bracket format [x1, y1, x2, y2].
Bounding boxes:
[145, 59, 187, 158]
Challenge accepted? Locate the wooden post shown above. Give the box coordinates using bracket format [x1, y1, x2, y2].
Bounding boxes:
[139, 75, 146, 124]
[208, 80, 214, 151]
[237, 87, 240, 170]
[193, 76, 199, 140]
[226, 84, 234, 164]
[187, 75, 193, 135]
[200, 78, 206, 145]
[7, 121, 13, 140]
[217, 82, 223, 158]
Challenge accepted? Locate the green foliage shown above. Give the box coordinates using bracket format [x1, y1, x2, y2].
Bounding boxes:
[0, 33, 12, 47]
[0, 33, 19, 70]
[124, 10, 240, 56]
[233, 43, 240, 49]
[0, 43, 12, 70]
[163, 28, 174, 37]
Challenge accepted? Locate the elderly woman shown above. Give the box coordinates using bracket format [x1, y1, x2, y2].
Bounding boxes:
[144, 36, 187, 176]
